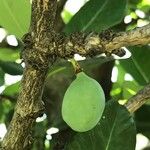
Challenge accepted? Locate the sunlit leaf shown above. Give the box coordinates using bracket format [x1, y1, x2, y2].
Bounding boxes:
[0, 48, 19, 61]
[0, 0, 31, 37]
[0, 60, 23, 75]
[64, 0, 127, 33]
[120, 46, 150, 85]
[3, 81, 20, 96]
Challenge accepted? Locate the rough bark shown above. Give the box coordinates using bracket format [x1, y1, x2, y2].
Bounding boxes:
[1, 0, 150, 149]
[125, 84, 150, 113]
[1, 0, 57, 149]
[55, 24, 150, 58]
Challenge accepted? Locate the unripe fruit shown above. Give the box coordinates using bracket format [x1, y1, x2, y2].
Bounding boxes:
[62, 72, 105, 132]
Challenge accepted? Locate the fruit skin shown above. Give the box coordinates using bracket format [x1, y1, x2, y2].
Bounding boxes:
[62, 72, 105, 132]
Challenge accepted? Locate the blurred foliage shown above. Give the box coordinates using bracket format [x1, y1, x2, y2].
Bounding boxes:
[0, 0, 31, 38]
[0, 0, 149, 149]
[120, 46, 150, 85]
[64, 0, 127, 33]
[65, 100, 136, 150]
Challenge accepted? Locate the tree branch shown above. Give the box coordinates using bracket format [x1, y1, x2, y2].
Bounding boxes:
[125, 84, 150, 113]
[56, 24, 150, 58]
[1, 0, 58, 149]
[57, 0, 67, 14]
[106, 24, 150, 51]
[55, 0, 67, 32]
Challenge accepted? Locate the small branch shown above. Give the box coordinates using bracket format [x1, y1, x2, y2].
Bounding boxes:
[57, 0, 67, 13]
[124, 84, 150, 113]
[56, 24, 150, 58]
[55, 0, 67, 32]
[106, 24, 150, 50]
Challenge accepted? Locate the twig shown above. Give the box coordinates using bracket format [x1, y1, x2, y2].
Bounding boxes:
[55, 0, 67, 31]
[124, 84, 150, 113]
[57, 0, 67, 13]
[56, 24, 150, 57]
[106, 24, 150, 51]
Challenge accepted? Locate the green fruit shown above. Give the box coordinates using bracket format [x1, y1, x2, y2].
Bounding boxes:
[62, 72, 105, 132]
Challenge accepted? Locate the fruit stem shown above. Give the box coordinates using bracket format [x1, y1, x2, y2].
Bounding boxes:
[70, 58, 83, 74]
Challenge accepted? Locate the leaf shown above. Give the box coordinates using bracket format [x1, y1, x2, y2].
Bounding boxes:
[120, 46, 150, 85]
[62, 9, 73, 24]
[0, 60, 23, 75]
[64, 0, 127, 33]
[48, 57, 114, 77]
[111, 81, 141, 101]
[0, 103, 5, 122]
[135, 105, 150, 139]
[122, 81, 141, 99]
[3, 81, 20, 96]
[111, 64, 141, 100]
[65, 100, 136, 150]
[0, 98, 13, 122]
[0, 68, 5, 86]
[0, 0, 31, 37]
[0, 48, 20, 61]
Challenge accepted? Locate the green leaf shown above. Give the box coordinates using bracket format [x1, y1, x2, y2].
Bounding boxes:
[0, 99, 14, 122]
[122, 81, 141, 99]
[0, 0, 31, 37]
[0, 68, 5, 86]
[48, 57, 114, 77]
[3, 81, 20, 96]
[120, 46, 150, 85]
[135, 105, 150, 139]
[0, 60, 23, 75]
[0, 102, 5, 122]
[0, 48, 20, 61]
[64, 0, 127, 33]
[62, 9, 73, 24]
[111, 81, 141, 100]
[65, 100, 136, 150]
[111, 64, 141, 100]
